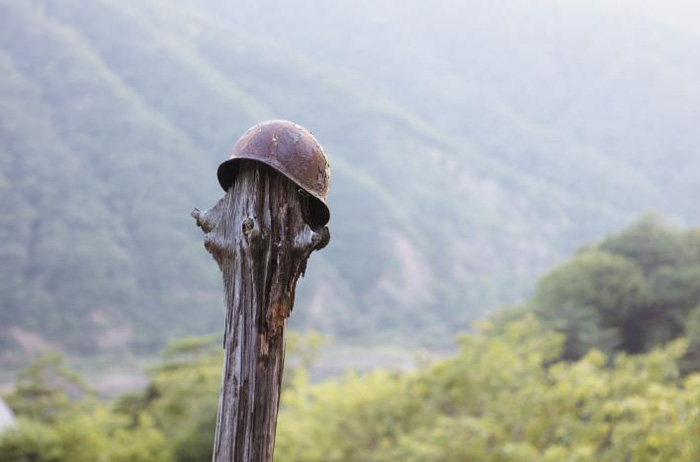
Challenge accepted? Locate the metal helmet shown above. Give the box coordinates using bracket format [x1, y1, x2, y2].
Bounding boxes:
[217, 120, 331, 226]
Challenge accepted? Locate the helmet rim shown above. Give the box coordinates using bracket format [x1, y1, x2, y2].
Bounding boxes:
[217, 120, 331, 226]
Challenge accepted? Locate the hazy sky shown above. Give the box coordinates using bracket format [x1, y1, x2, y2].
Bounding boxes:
[565, 0, 700, 34]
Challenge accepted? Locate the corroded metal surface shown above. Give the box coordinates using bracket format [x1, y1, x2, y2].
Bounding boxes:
[217, 120, 331, 226]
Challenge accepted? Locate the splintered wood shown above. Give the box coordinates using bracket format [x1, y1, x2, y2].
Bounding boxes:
[192, 160, 329, 462]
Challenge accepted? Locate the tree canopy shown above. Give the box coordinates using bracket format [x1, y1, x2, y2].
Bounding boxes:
[2, 321, 698, 462]
[532, 215, 700, 363]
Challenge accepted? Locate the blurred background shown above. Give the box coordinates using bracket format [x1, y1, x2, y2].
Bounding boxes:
[1, 0, 699, 461]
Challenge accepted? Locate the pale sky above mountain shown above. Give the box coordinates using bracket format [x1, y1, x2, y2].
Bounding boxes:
[560, 0, 700, 34]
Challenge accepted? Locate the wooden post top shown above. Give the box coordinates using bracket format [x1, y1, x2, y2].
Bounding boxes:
[192, 122, 330, 462]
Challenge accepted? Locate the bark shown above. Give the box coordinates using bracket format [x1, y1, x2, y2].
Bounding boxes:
[192, 160, 329, 462]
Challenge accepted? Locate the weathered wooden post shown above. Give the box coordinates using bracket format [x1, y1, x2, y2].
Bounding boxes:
[191, 120, 331, 462]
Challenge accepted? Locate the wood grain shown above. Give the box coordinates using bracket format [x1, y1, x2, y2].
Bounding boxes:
[193, 160, 329, 462]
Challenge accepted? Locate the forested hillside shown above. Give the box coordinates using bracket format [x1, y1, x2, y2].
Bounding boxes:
[2, 0, 700, 358]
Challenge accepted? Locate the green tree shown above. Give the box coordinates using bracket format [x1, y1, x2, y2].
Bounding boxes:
[531, 251, 647, 358]
[682, 304, 700, 374]
[645, 265, 700, 348]
[599, 214, 686, 274]
[274, 318, 700, 462]
[5, 352, 89, 422]
[1, 353, 169, 462]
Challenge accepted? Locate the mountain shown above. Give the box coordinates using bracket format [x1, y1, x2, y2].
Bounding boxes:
[1, 0, 699, 358]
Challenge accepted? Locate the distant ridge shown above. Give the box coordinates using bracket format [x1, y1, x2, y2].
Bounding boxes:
[1, 0, 699, 357]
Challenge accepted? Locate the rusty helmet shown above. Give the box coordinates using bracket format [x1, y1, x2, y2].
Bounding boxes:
[217, 120, 331, 226]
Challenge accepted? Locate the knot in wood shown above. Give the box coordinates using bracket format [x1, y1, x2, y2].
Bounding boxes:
[191, 206, 221, 234]
[193, 162, 331, 462]
[203, 233, 232, 262]
[242, 217, 261, 244]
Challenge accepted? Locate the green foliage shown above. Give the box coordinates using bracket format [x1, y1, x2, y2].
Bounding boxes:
[530, 216, 700, 364]
[274, 318, 699, 462]
[117, 331, 324, 462]
[0, 420, 62, 462]
[0, 413, 170, 462]
[532, 250, 646, 358]
[6, 352, 90, 422]
[1, 355, 170, 462]
[681, 305, 700, 374]
[2, 327, 698, 462]
[599, 215, 688, 275]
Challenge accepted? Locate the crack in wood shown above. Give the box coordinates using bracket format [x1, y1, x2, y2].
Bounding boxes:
[193, 160, 329, 462]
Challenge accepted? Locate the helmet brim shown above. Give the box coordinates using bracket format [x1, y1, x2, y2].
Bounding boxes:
[217, 157, 330, 227]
